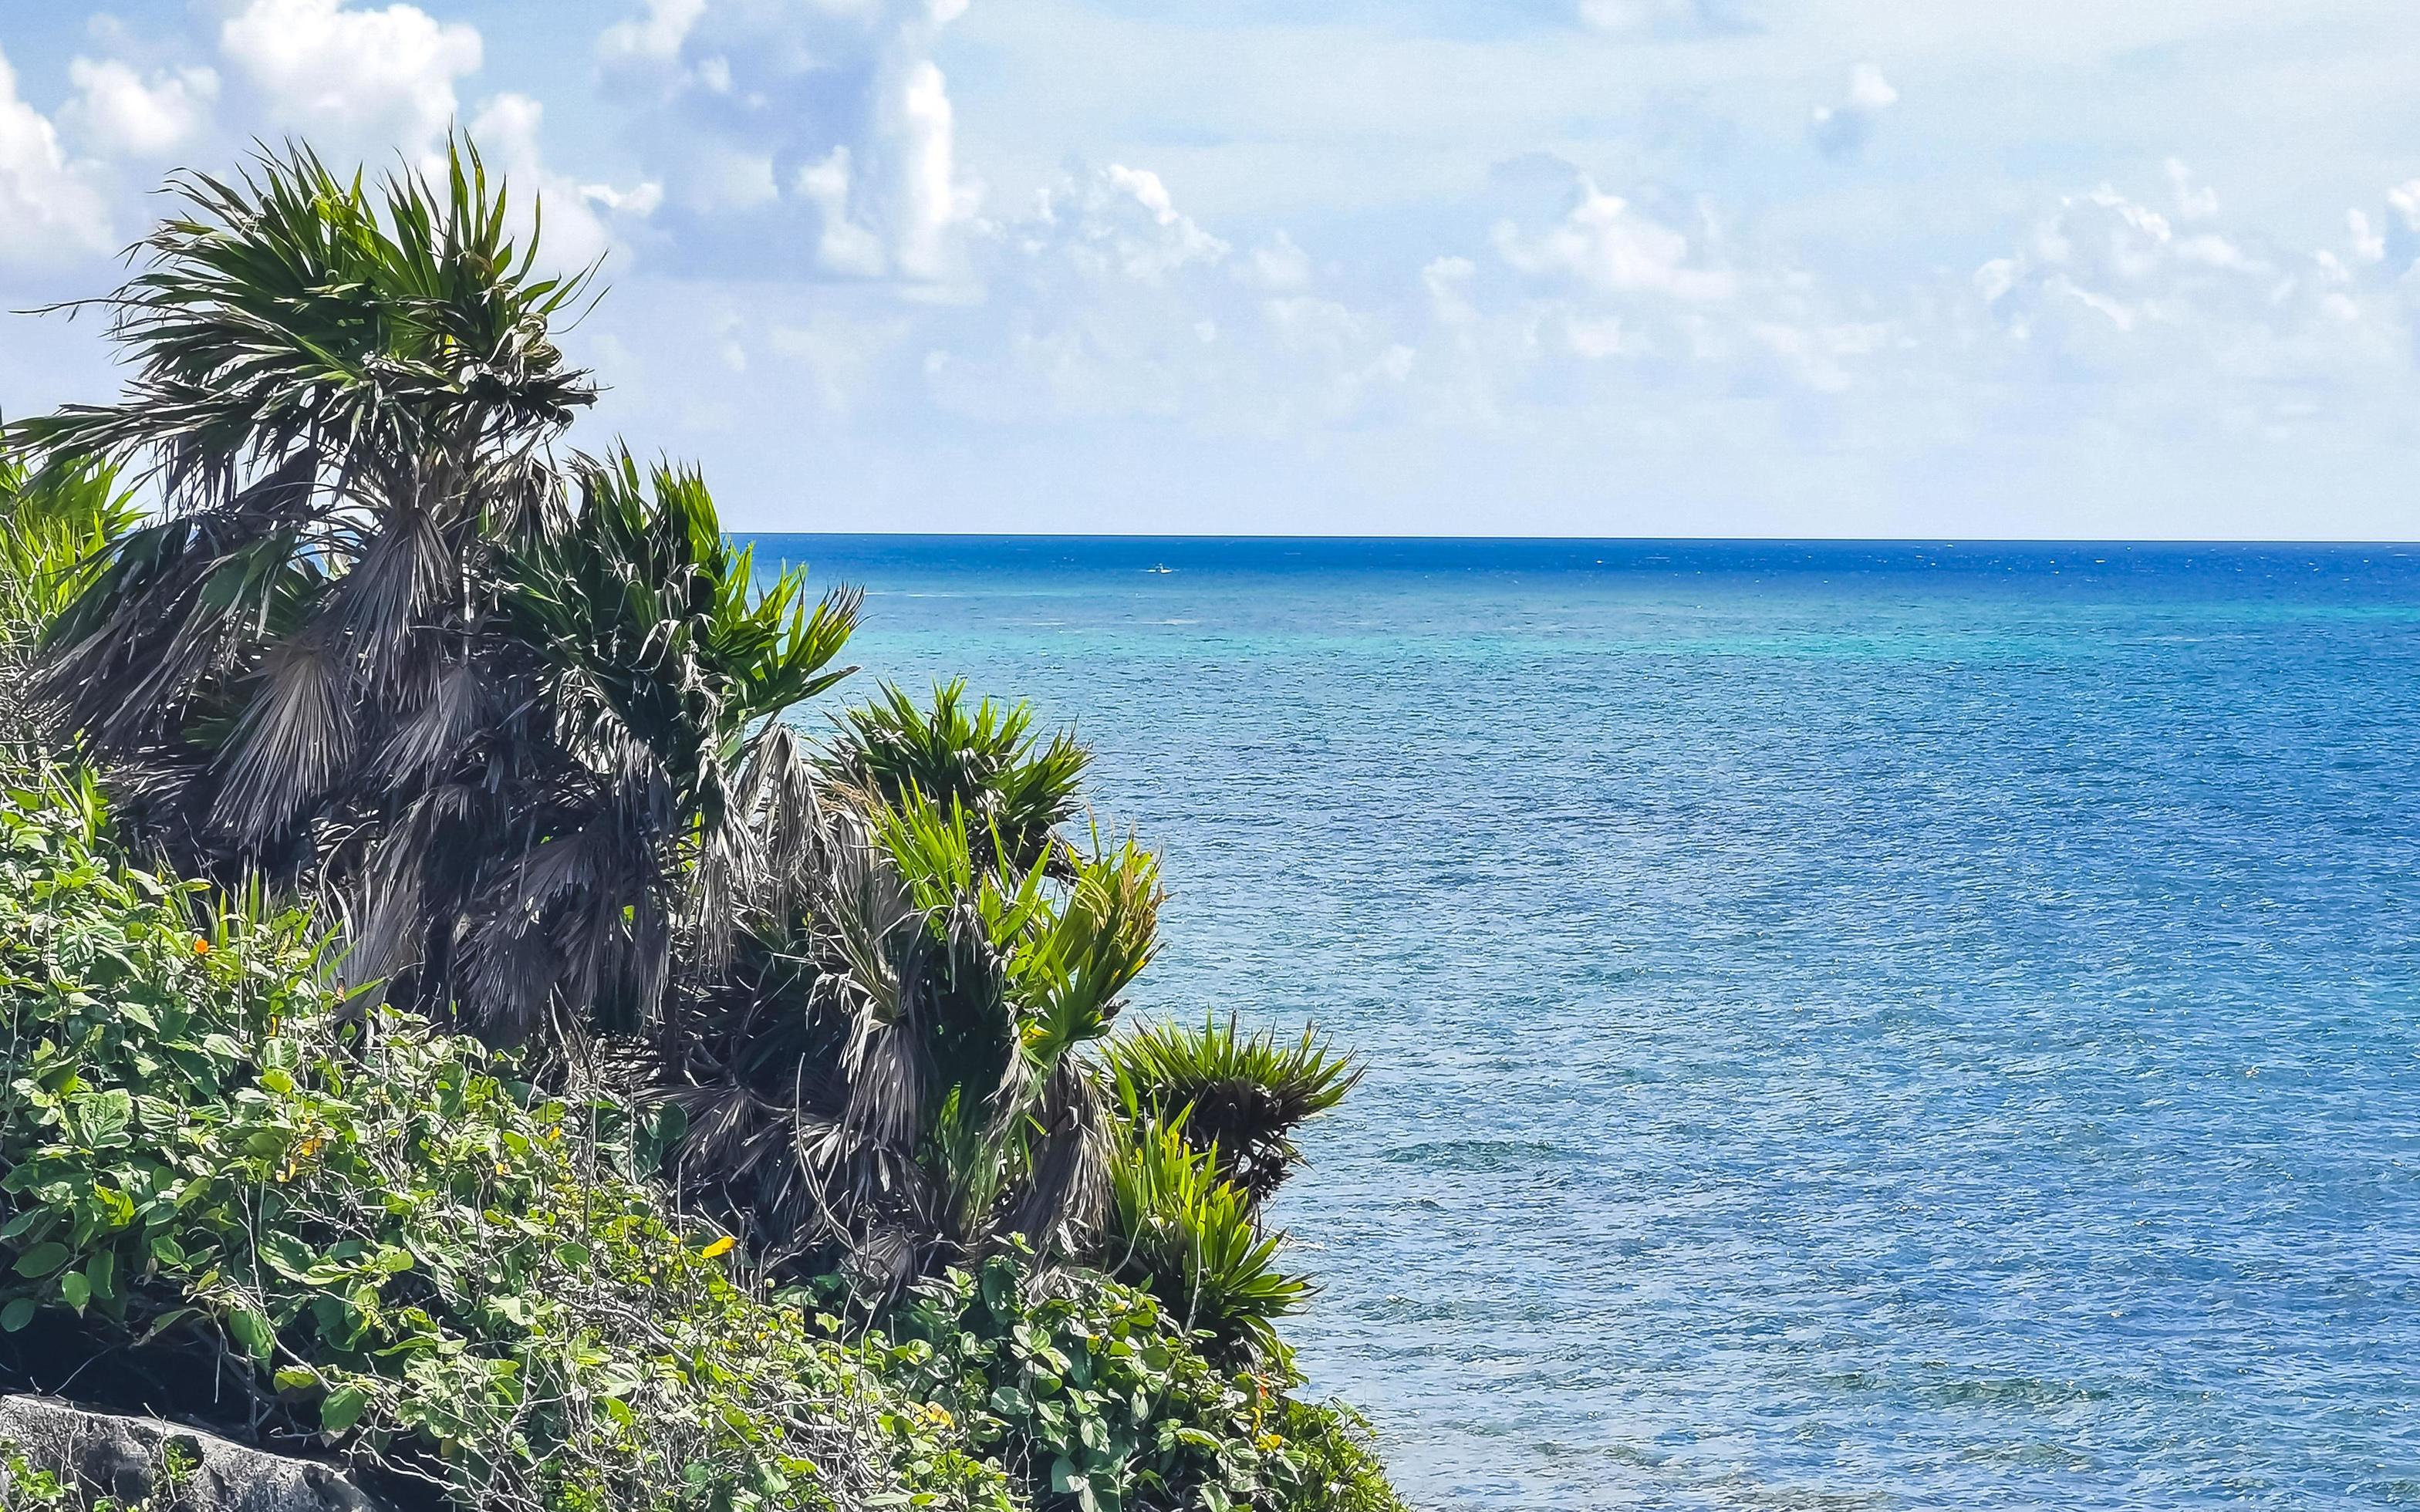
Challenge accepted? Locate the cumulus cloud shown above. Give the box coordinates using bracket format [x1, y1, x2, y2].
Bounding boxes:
[220, 0, 481, 164]
[1956, 166, 2420, 457]
[0, 46, 113, 265]
[62, 59, 218, 159]
[464, 93, 659, 272]
[1493, 179, 1735, 299]
[1243, 231, 1312, 292]
[1972, 184, 2273, 340]
[597, 0, 980, 282]
[1808, 62, 1897, 159]
[597, 0, 707, 70]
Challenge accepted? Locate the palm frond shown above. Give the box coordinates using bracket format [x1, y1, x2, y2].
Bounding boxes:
[1105, 1015, 1365, 1205]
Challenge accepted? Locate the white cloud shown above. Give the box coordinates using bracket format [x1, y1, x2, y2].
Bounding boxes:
[796, 148, 889, 277]
[220, 0, 482, 164]
[1243, 231, 1312, 292]
[598, 0, 707, 69]
[1808, 62, 1898, 159]
[464, 93, 626, 271]
[889, 57, 965, 279]
[1092, 165, 1227, 281]
[2165, 157, 2219, 220]
[599, 0, 981, 283]
[1423, 255, 1478, 325]
[62, 59, 218, 159]
[0, 46, 113, 265]
[1493, 180, 1735, 300]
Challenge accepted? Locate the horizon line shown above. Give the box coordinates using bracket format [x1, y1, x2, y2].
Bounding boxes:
[726, 531, 2420, 548]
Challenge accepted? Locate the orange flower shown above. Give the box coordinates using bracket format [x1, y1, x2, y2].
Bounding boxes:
[193, 937, 211, 955]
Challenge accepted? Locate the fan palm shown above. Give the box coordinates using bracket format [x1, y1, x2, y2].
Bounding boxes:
[658, 694, 1159, 1294]
[12, 141, 857, 1043]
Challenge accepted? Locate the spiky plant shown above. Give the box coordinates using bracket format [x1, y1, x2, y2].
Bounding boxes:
[0, 442, 137, 651]
[1105, 1016, 1364, 1206]
[1103, 1122, 1309, 1369]
[822, 680, 1089, 874]
[658, 705, 1160, 1295]
[11, 141, 856, 1044]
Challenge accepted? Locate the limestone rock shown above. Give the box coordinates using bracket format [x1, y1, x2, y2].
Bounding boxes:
[0, 1395, 387, 1511]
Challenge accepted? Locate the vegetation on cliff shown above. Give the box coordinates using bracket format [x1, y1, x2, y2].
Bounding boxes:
[0, 140, 1402, 1512]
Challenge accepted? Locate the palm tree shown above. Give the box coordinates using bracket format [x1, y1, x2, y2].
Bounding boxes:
[656, 690, 1159, 1291]
[12, 143, 857, 1043]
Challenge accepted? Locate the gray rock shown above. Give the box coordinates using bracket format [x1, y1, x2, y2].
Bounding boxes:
[0, 1395, 387, 1510]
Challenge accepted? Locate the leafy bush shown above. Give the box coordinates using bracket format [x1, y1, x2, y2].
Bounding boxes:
[0, 132, 1409, 1512]
[0, 768, 1000, 1512]
[812, 1252, 1400, 1512]
[10, 143, 857, 1047]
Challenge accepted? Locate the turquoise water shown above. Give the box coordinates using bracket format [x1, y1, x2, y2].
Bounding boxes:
[751, 538, 2420, 1511]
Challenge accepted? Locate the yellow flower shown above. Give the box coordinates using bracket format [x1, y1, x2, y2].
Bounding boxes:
[700, 1236, 737, 1261]
[1257, 1433, 1284, 1453]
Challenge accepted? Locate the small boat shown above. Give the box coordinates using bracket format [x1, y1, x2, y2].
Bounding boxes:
[1147, 564, 1174, 575]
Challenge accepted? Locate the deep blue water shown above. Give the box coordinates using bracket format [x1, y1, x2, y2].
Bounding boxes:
[749, 537, 2420, 1511]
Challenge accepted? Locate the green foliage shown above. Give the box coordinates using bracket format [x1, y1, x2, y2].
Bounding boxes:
[820, 1252, 1390, 1512]
[0, 770, 1001, 1512]
[0, 446, 137, 651]
[15, 139, 592, 495]
[0, 130, 1406, 1512]
[1104, 1018, 1363, 1206]
[664, 791, 1163, 1291]
[1259, 1402, 1411, 1512]
[503, 451, 861, 849]
[825, 683, 1090, 874]
[8, 140, 857, 1047]
[0, 1437, 198, 1512]
[1102, 1125, 1308, 1371]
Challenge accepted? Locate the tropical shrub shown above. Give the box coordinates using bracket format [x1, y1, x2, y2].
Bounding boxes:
[659, 778, 1162, 1294]
[1100, 1125, 1307, 1371]
[9, 143, 857, 1045]
[2, 131, 1406, 1512]
[812, 1251, 1402, 1512]
[0, 768, 999, 1511]
[1103, 1018, 1362, 1207]
[0, 444, 136, 653]
[822, 681, 1089, 873]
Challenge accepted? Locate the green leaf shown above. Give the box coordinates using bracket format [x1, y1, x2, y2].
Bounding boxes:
[84, 1249, 113, 1302]
[59, 1272, 89, 1312]
[319, 1385, 366, 1435]
[1050, 1456, 1085, 1494]
[0, 1298, 35, 1333]
[12, 1242, 69, 1278]
[258, 1231, 316, 1282]
[227, 1304, 273, 1362]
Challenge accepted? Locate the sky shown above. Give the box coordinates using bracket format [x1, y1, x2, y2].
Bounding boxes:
[2, 2, 2420, 538]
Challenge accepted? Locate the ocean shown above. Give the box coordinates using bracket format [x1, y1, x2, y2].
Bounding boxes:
[748, 537, 2420, 1511]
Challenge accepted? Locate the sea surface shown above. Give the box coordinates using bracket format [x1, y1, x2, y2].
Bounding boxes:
[748, 537, 2420, 1511]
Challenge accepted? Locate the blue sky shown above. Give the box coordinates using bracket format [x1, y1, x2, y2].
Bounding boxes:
[3, 1, 2420, 537]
